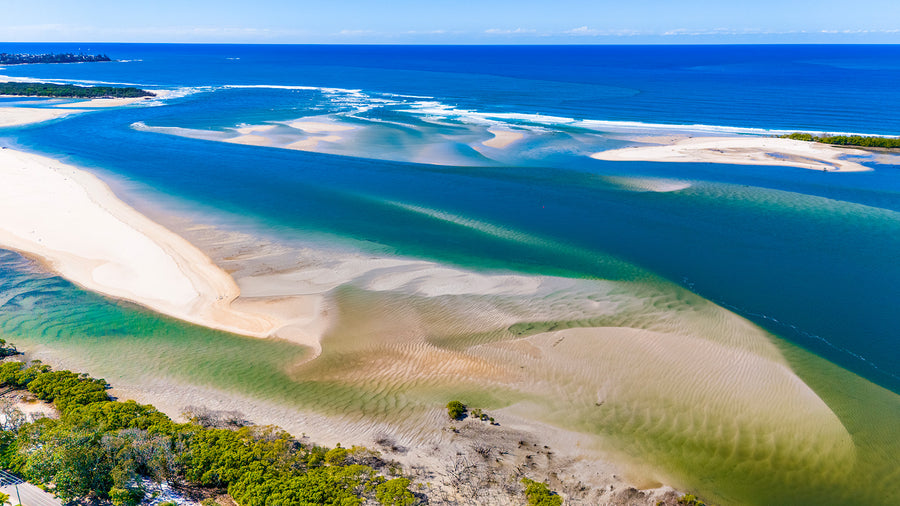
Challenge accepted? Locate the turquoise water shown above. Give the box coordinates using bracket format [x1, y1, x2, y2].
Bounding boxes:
[1, 44, 899, 504]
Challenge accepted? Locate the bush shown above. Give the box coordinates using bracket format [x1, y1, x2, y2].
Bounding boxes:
[522, 477, 562, 506]
[109, 487, 144, 506]
[446, 400, 466, 420]
[376, 477, 417, 506]
[325, 446, 350, 466]
[677, 494, 708, 506]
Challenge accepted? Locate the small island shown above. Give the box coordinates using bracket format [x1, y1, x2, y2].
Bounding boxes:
[0, 52, 111, 65]
[0, 81, 155, 99]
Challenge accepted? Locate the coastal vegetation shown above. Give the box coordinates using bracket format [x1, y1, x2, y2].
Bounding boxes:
[522, 478, 562, 506]
[445, 400, 467, 420]
[0, 53, 111, 65]
[0, 353, 419, 505]
[0, 82, 154, 99]
[781, 132, 900, 149]
[0, 343, 581, 505]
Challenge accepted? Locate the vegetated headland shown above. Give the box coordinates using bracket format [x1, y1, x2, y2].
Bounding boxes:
[0, 339, 694, 506]
[0, 52, 111, 65]
[0, 82, 155, 99]
[780, 132, 900, 149]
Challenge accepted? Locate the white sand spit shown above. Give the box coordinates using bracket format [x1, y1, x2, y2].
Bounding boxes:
[286, 135, 342, 151]
[0, 148, 284, 338]
[0, 107, 87, 127]
[224, 134, 273, 146]
[235, 124, 277, 135]
[287, 120, 357, 133]
[591, 136, 873, 172]
[482, 127, 524, 149]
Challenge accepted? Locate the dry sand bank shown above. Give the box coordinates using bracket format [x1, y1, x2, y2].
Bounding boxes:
[0, 148, 321, 342]
[592, 136, 873, 172]
[0, 107, 87, 127]
[1, 89, 173, 128]
[51, 95, 158, 109]
[482, 127, 524, 149]
[287, 119, 357, 133]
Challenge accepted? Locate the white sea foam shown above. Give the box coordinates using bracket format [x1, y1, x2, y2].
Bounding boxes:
[398, 98, 900, 139]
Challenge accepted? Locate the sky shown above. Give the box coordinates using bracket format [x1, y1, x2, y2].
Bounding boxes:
[1, 0, 899, 44]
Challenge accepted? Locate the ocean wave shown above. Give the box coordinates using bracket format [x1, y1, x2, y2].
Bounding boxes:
[136, 81, 900, 140]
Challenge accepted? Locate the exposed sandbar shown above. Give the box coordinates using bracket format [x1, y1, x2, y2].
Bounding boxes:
[286, 120, 357, 133]
[235, 124, 277, 135]
[51, 96, 156, 108]
[482, 127, 524, 149]
[0, 107, 87, 127]
[286, 135, 343, 151]
[224, 134, 273, 146]
[0, 148, 309, 341]
[592, 136, 873, 172]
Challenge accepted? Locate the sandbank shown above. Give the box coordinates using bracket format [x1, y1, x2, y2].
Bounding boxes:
[286, 120, 357, 133]
[591, 136, 873, 172]
[224, 134, 273, 146]
[0, 107, 87, 127]
[235, 124, 277, 135]
[481, 127, 524, 149]
[0, 148, 309, 341]
[286, 135, 342, 151]
[52, 96, 156, 108]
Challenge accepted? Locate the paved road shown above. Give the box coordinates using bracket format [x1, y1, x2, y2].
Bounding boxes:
[0, 470, 62, 506]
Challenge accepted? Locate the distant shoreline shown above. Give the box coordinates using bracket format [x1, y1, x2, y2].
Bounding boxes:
[0, 81, 154, 99]
[0, 52, 111, 65]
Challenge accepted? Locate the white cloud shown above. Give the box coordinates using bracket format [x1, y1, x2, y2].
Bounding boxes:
[484, 28, 536, 35]
[564, 27, 643, 37]
[565, 26, 597, 35]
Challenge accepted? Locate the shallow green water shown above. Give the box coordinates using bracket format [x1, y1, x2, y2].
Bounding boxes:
[3, 249, 898, 505]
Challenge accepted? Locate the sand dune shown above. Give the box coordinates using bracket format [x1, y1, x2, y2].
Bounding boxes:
[592, 136, 873, 172]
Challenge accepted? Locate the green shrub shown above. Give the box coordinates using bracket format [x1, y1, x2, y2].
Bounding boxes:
[522, 477, 562, 506]
[325, 446, 350, 466]
[677, 494, 708, 506]
[446, 400, 466, 420]
[109, 487, 143, 506]
[376, 477, 417, 506]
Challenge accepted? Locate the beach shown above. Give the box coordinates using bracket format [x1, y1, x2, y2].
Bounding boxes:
[0, 107, 87, 127]
[0, 147, 307, 341]
[591, 135, 873, 171]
